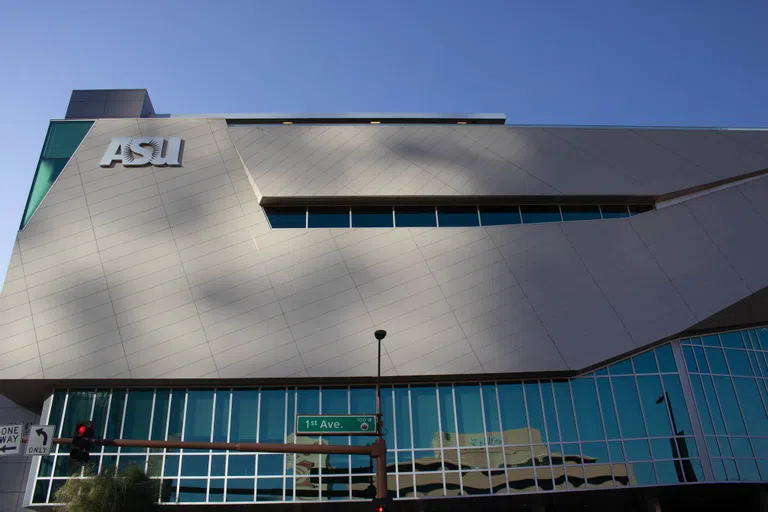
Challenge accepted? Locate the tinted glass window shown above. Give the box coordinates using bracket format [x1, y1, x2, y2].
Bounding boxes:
[308, 207, 349, 228]
[351, 206, 393, 227]
[628, 204, 653, 215]
[437, 206, 479, 227]
[561, 205, 601, 221]
[395, 206, 436, 227]
[520, 205, 561, 223]
[600, 205, 630, 219]
[265, 207, 306, 228]
[479, 205, 521, 226]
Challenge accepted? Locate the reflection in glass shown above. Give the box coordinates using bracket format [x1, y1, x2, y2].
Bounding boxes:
[552, 382, 578, 442]
[736, 460, 761, 482]
[624, 440, 651, 461]
[596, 378, 619, 439]
[411, 386, 439, 449]
[394, 387, 411, 450]
[479, 205, 521, 226]
[632, 350, 658, 374]
[561, 205, 601, 221]
[613, 377, 646, 438]
[230, 391, 257, 442]
[226, 478, 255, 502]
[184, 390, 213, 443]
[395, 206, 436, 227]
[714, 377, 747, 435]
[264, 207, 306, 228]
[525, 383, 547, 443]
[633, 462, 656, 486]
[122, 390, 153, 453]
[521, 205, 561, 223]
[725, 349, 753, 376]
[571, 378, 603, 441]
[352, 206, 393, 228]
[637, 376, 671, 437]
[540, 382, 560, 443]
[308, 207, 349, 228]
[600, 205, 629, 219]
[437, 205, 479, 227]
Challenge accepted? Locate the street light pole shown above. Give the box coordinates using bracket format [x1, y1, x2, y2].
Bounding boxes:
[373, 329, 388, 500]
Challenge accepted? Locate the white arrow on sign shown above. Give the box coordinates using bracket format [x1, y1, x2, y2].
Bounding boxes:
[25, 425, 55, 456]
[0, 423, 23, 456]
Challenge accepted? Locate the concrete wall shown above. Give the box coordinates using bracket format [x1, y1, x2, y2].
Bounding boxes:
[0, 121, 767, 382]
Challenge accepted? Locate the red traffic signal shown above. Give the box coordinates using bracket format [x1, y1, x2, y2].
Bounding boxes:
[77, 425, 87, 435]
[70, 421, 95, 464]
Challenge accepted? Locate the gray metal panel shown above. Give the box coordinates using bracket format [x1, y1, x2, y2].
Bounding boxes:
[1, 120, 768, 381]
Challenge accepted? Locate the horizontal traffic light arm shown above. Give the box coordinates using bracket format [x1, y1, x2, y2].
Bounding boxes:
[24, 437, 384, 456]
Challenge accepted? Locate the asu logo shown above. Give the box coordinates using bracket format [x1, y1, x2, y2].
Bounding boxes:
[99, 137, 183, 167]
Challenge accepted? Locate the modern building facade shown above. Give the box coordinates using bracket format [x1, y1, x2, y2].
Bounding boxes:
[1, 89, 768, 510]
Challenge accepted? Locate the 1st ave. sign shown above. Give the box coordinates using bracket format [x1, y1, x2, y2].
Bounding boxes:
[296, 415, 377, 436]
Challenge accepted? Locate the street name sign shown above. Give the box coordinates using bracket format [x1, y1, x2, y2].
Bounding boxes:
[0, 424, 22, 456]
[25, 425, 55, 456]
[296, 415, 377, 436]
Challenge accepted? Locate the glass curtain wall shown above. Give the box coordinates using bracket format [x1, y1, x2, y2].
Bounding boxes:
[32, 341, 717, 506]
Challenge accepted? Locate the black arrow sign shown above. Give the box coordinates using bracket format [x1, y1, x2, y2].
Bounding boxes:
[0, 445, 10, 453]
[36, 428, 48, 446]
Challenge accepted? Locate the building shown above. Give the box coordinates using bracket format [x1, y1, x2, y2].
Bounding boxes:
[1, 89, 768, 511]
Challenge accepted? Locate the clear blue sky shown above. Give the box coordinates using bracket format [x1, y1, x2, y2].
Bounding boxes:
[1, 0, 767, 287]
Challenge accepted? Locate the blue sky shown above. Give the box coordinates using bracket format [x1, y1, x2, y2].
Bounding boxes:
[0, 0, 767, 287]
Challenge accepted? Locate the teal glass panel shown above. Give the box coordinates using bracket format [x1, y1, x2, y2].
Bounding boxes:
[394, 387, 411, 449]
[351, 206, 393, 227]
[210, 455, 226, 476]
[122, 390, 154, 453]
[208, 480, 224, 502]
[521, 205, 561, 223]
[437, 385, 457, 447]
[561, 205, 601, 221]
[733, 378, 768, 435]
[655, 345, 677, 373]
[711, 458, 726, 480]
[226, 478, 255, 502]
[479, 205, 521, 225]
[628, 204, 654, 215]
[719, 437, 734, 457]
[633, 462, 656, 485]
[349, 387, 375, 461]
[21, 121, 93, 229]
[753, 438, 768, 458]
[540, 382, 560, 443]
[713, 376, 747, 435]
[38, 455, 54, 477]
[259, 389, 287, 443]
[730, 437, 754, 458]
[411, 386, 439, 449]
[757, 327, 768, 350]
[600, 205, 629, 219]
[48, 390, 67, 437]
[212, 390, 230, 443]
[231, 390, 258, 442]
[552, 381, 577, 442]
[395, 206, 436, 227]
[655, 460, 682, 484]
[637, 376, 672, 437]
[723, 458, 739, 480]
[596, 378, 619, 439]
[706, 348, 728, 373]
[720, 331, 745, 349]
[258, 454, 284, 476]
[631, 351, 658, 374]
[58, 390, 93, 453]
[150, 390, 169, 441]
[612, 377, 646, 438]
[184, 390, 213, 444]
[580, 441, 608, 463]
[455, 385, 483, 440]
[32, 479, 49, 504]
[701, 334, 720, 347]
[228, 455, 256, 476]
[264, 207, 306, 228]
[571, 378, 604, 441]
[525, 383, 547, 443]
[608, 441, 624, 462]
[438, 205, 479, 227]
[759, 460, 768, 481]
[179, 479, 207, 502]
[166, 390, 186, 451]
[181, 455, 209, 476]
[92, 391, 111, 450]
[257, 478, 284, 501]
[661, 375, 691, 434]
[104, 390, 126, 454]
[308, 207, 349, 228]
[736, 459, 761, 481]
[608, 358, 633, 375]
[725, 349, 753, 376]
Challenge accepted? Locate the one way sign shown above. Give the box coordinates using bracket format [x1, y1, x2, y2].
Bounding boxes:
[25, 425, 55, 456]
[0, 424, 22, 456]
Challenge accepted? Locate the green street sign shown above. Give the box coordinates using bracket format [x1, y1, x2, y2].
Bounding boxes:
[296, 415, 377, 436]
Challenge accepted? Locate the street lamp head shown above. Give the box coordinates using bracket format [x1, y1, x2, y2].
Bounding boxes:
[656, 396, 665, 404]
[374, 330, 387, 341]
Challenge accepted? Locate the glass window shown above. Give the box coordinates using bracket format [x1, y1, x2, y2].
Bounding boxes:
[561, 205, 601, 221]
[624, 439, 651, 461]
[231, 390, 258, 442]
[60, 390, 94, 453]
[150, 390, 170, 442]
[552, 381, 578, 442]
[438, 385, 457, 448]
[380, 387, 395, 450]
[455, 385, 484, 440]
[393, 387, 411, 450]
[654, 461, 683, 484]
[628, 204, 653, 216]
[184, 390, 213, 443]
[351, 206, 393, 227]
[714, 377, 747, 435]
[720, 331, 745, 349]
[725, 349, 753, 376]
[410, 387, 439, 449]
[600, 205, 629, 219]
[706, 348, 728, 374]
[693, 346, 710, 373]
[608, 358, 633, 376]
[683, 346, 698, 373]
[479, 205, 521, 226]
[259, 389, 286, 443]
[21, 121, 93, 229]
[571, 378, 604, 441]
[637, 376, 672, 437]
[733, 378, 768, 435]
[595, 378, 619, 439]
[498, 383, 529, 444]
[608, 441, 624, 462]
[264, 207, 306, 228]
[213, 390, 230, 443]
[612, 377, 646, 438]
[701, 334, 720, 347]
[122, 390, 153, 452]
[257, 478, 284, 501]
[540, 382, 560, 443]
[520, 205, 561, 223]
[229, 455, 256, 476]
[91, 391, 111, 450]
[632, 350, 658, 374]
[661, 375, 692, 435]
[226, 478, 255, 502]
[736, 459, 761, 482]
[308, 207, 349, 228]
[437, 205, 479, 227]
[258, 454, 284, 476]
[395, 206, 436, 227]
[525, 383, 547, 443]
[181, 455, 209, 476]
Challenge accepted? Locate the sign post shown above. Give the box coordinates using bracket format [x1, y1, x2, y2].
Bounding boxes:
[0, 424, 22, 456]
[296, 415, 377, 436]
[25, 425, 55, 456]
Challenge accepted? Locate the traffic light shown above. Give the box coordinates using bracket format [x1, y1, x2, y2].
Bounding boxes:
[372, 497, 394, 511]
[70, 421, 94, 464]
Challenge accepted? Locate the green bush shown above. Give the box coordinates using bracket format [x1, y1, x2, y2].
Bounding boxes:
[54, 464, 160, 512]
